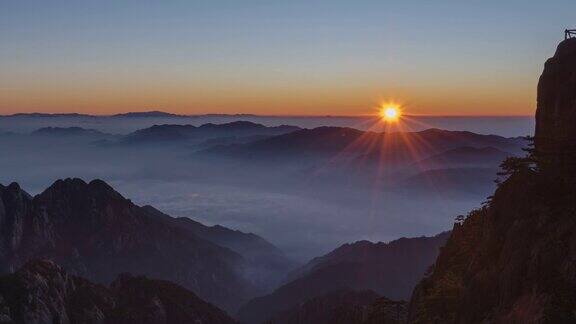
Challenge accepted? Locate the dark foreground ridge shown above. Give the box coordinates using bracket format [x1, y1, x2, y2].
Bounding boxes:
[408, 37, 576, 323]
[0, 260, 236, 324]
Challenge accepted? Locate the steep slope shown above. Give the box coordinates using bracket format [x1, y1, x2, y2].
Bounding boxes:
[408, 168, 575, 323]
[238, 232, 449, 323]
[0, 178, 257, 312]
[408, 37, 576, 324]
[267, 289, 406, 324]
[535, 38, 576, 164]
[0, 260, 237, 324]
[141, 205, 297, 290]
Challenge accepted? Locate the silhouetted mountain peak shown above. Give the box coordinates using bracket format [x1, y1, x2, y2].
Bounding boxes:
[39, 178, 124, 203]
[1, 181, 32, 203]
[6, 182, 22, 192]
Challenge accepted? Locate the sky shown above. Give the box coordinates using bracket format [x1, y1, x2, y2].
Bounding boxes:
[1, 0, 575, 116]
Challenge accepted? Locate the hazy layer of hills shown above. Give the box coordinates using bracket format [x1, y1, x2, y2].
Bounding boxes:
[0, 119, 525, 261]
[117, 121, 300, 146]
[0, 112, 533, 137]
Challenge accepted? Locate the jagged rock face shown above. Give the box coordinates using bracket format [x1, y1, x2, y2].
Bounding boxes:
[536, 38, 576, 169]
[0, 260, 114, 323]
[0, 178, 258, 313]
[0, 260, 237, 324]
[0, 183, 32, 265]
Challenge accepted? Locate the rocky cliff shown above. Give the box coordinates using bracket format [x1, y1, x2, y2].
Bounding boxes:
[536, 38, 576, 171]
[0, 260, 237, 324]
[408, 38, 576, 323]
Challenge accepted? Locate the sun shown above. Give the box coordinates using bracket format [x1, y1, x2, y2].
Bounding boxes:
[380, 105, 401, 122]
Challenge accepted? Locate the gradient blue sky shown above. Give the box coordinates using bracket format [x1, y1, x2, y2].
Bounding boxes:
[1, 0, 575, 115]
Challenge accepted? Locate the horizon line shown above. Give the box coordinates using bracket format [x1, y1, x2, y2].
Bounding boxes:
[0, 111, 535, 118]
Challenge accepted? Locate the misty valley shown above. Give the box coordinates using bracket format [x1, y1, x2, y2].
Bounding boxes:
[0, 116, 527, 262]
[0, 111, 533, 323]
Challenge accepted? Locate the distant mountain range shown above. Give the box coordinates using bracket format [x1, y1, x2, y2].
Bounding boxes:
[118, 121, 300, 145]
[237, 232, 449, 323]
[5, 113, 96, 118]
[0, 178, 294, 313]
[3, 111, 261, 118]
[20, 122, 526, 168]
[0, 260, 237, 324]
[205, 126, 525, 164]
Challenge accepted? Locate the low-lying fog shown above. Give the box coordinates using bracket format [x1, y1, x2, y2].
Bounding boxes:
[0, 114, 530, 261]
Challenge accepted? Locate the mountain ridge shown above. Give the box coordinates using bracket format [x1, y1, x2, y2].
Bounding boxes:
[0, 178, 269, 312]
[205, 126, 526, 163]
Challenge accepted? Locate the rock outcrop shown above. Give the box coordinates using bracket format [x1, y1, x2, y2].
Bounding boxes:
[0, 260, 237, 324]
[408, 38, 576, 323]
